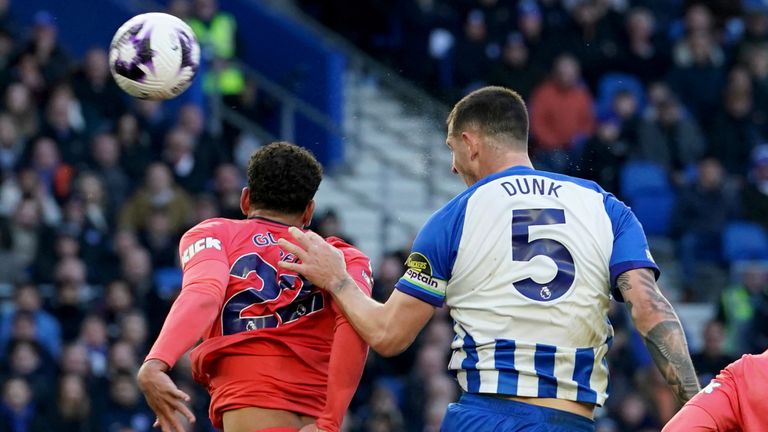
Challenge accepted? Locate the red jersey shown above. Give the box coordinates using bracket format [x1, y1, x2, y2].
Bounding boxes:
[663, 350, 768, 431]
[146, 217, 372, 431]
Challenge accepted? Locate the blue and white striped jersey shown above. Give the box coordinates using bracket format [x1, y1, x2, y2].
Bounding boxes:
[395, 166, 659, 406]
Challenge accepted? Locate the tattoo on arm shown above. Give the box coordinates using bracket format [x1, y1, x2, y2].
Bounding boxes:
[619, 269, 700, 403]
[645, 320, 701, 403]
[331, 276, 355, 295]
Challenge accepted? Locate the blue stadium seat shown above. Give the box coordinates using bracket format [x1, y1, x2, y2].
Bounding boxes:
[619, 161, 670, 199]
[596, 73, 646, 118]
[722, 222, 768, 262]
[154, 267, 183, 300]
[630, 190, 676, 236]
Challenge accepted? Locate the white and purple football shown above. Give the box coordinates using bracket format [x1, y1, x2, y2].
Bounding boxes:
[109, 12, 200, 100]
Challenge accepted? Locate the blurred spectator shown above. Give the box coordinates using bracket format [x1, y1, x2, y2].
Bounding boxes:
[715, 263, 768, 355]
[192, 194, 220, 225]
[485, 32, 543, 101]
[29, 136, 75, 203]
[12, 53, 46, 97]
[50, 374, 94, 432]
[163, 128, 209, 194]
[691, 320, 735, 385]
[103, 280, 134, 334]
[617, 7, 670, 84]
[213, 163, 243, 219]
[79, 315, 109, 378]
[372, 252, 403, 302]
[4, 339, 56, 402]
[709, 68, 762, 177]
[72, 48, 126, 134]
[529, 53, 595, 170]
[0, 113, 24, 174]
[576, 115, 631, 193]
[59, 342, 91, 378]
[359, 384, 405, 432]
[89, 133, 130, 216]
[176, 103, 223, 167]
[0, 376, 50, 431]
[465, 0, 514, 42]
[0, 219, 23, 284]
[8, 197, 55, 274]
[4, 82, 39, 141]
[637, 91, 705, 181]
[25, 10, 72, 85]
[397, 0, 456, 90]
[736, 5, 768, 59]
[118, 312, 149, 354]
[101, 371, 153, 432]
[668, 29, 726, 126]
[614, 393, 660, 431]
[40, 85, 86, 164]
[169, 0, 192, 20]
[672, 157, 739, 298]
[742, 144, 768, 228]
[139, 209, 178, 268]
[748, 266, 768, 353]
[0, 0, 14, 36]
[115, 113, 152, 181]
[0, 283, 61, 358]
[403, 342, 449, 431]
[0, 168, 61, 227]
[133, 99, 169, 150]
[188, 0, 245, 100]
[517, 0, 551, 71]
[0, 28, 15, 75]
[119, 163, 193, 233]
[51, 257, 89, 342]
[560, 0, 622, 87]
[108, 340, 139, 376]
[312, 208, 354, 244]
[451, 9, 492, 92]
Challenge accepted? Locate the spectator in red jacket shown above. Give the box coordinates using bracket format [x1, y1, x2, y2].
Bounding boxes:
[529, 53, 595, 171]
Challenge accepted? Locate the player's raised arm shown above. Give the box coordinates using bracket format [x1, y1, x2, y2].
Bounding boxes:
[138, 221, 230, 432]
[617, 268, 700, 403]
[278, 227, 435, 357]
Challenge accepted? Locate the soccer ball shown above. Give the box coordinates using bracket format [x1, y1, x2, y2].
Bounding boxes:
[109, 12, 200, 100]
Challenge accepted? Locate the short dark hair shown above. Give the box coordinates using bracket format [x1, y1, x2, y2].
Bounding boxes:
[446, 86, 529, 147]
[247, 142, 323, 214]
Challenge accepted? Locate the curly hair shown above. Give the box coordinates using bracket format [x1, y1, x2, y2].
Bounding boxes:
[246, 142, 323, 214]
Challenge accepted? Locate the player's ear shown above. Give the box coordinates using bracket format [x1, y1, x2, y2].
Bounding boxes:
[461, 130, 480, 161]
[302, 199, 315, 228]
[240, 187, 249, 216]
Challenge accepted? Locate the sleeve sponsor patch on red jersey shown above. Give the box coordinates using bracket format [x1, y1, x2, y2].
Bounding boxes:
[181, 236, 223, 266]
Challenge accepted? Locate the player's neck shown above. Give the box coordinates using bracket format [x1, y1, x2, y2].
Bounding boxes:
[478, 152, 533, 178]
[246, 209, 305, 227]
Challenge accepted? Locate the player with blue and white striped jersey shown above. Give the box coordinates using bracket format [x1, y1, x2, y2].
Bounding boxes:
[279, 87, 700, 432]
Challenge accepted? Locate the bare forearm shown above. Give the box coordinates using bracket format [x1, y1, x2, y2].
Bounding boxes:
[618, 271, 700, 403]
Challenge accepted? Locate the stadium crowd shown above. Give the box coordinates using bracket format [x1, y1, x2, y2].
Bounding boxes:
[0, 0, 765, 431]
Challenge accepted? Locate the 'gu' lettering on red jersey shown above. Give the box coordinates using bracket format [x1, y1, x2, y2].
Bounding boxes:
[146, 217, 372, 431]
[663, 350, 768, 432]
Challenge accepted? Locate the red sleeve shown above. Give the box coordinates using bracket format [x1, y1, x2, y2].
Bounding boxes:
[145, 220, 230, 368]
[316, 241, 372, 432]
[663, 369, 740, 432]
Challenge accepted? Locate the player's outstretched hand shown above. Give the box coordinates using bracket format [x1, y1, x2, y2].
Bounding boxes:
[137, 359, 196, 432]
[278, 226, 348, 290]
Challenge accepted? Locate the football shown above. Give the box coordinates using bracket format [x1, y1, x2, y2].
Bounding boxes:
[109, 12, 200, 100]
